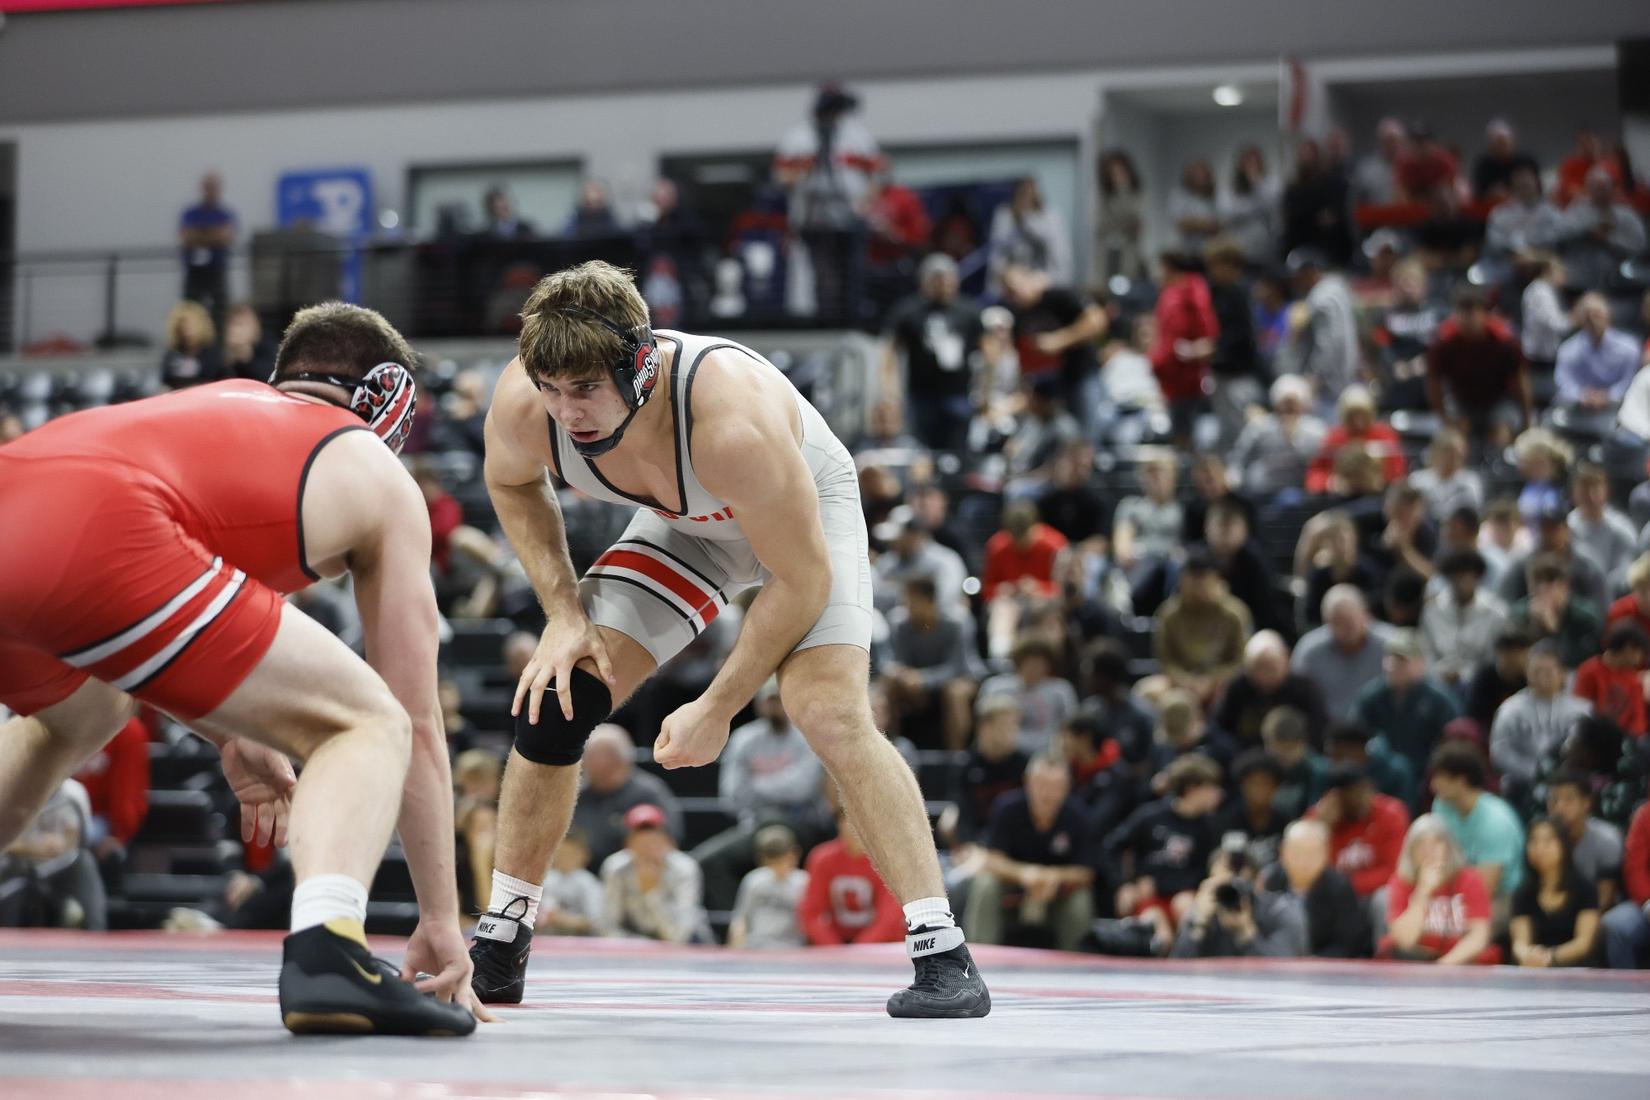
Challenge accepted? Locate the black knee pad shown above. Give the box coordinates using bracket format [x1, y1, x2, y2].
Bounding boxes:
[512, 667, 613, 766]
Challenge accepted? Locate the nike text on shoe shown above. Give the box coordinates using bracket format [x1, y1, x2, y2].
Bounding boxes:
[886, 924, 991, 1019]
[278, 920, 476, 1037]
[469, 896, 534, 1005]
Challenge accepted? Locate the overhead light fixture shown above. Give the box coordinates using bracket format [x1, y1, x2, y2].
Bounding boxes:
[1213, 84, 1244, 107]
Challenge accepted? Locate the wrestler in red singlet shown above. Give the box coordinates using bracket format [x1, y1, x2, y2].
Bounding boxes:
[0, 379, 368, 721]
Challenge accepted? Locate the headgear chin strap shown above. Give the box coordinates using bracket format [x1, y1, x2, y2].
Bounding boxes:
[553, 304, 659, 459]
[279, 361, 418, 455]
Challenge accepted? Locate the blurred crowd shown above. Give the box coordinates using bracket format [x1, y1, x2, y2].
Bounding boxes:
[6, 96, 1650, 971]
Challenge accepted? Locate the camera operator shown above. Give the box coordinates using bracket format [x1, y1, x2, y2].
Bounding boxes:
[1170, 844, 1306, 958]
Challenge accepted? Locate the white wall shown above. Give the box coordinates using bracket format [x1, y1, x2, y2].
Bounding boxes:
[2, 69, 1101, 344]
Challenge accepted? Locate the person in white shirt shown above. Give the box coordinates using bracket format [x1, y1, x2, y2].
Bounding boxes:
[598, 803, 712, 944]
[1420, 549, 1508, 689]
[1568, 461, 1639, 589]
[536, 829, 603, 936]
[1409, 428, 1483, 525]
[1519, 254, 1568, 371]
[1484, 167, 1562, 257]
[728, 824, 811, 949]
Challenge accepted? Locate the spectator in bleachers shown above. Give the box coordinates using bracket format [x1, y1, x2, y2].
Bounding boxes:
[1001, 264, 1107, 439]
[1213, 631, 1328, 751]
[964, 754, 1095, 951]
[1556, 292, 1640, 414]
[1520, 253, 1570, 380]
[1146, 689, 1239, 780]
[1168, 159, 1221, 256]
[1472, 119, 1540, 204]
[1545, 770, 1624, 908]
[862, 166, 931, 288]
[1278, 247, 1360, 407]
[564, 178, 621, 239]
[1036, 441, 1108, 549]
[1382, 813, 1498, 964]
[1410, 430, 1483, 525]
[1295, 511, 1378, 632]
[160, 300, 221, 390]
[1393, 123, 1459, 203]
[1606, 553, 1650, 639]
[1200, 497, 1286, 637]
[1367, 482, 1437, 586]
[978, 637, 1080, 757]
[874, 514, 969, 617]
[1420, 549, 1506, 690]
[1282, 140, 1355, 268]
[1510, 817, 1601, 967]
[178, 171, 235, 320]
[1147, 250, 1217, 448]
[982, 501, 1069, 659]
[1228, 374, 1325, 501]
[1569, 462, 1638, 589]
[1311, 755, 1412, 897]
[1059, 712, 1126, 808]
[1354, 629, 1459, 780]
[1504, 488, 1608, 604]
[799, 810, 905, 946]
[1484, 166, 1562, 257]
[69, 714, 150, 863]
[988, 176, 1071, 287]
[881, 252, 982, 452]
[1572, 622, 1649, 738]
[1507, 552, 1604, 668]
[1432, 505, 1504, 594]
[454, 747, 504, 913]
[1206, 239, 1265, 449]
[1559, 166, 1648, 291]
[1467, 625, 1533, 728]
[1003, 375, 1082, 481]
[1425, 286, 1531, 449]
[1214, 750, 1289, 868]
[1096, 149, 1147, 283]
[693, 681, 826, 913]
[972, 305, 1023, 439]
[1262, 707, 1328, 819]
[1352, 118, 1407, 206]
[948, 696, 1030, 847]
[727, 824, 809, 949]
[1265, 819, 1372, 957]
[1182, 452, 1254, 545]
[1151, 551, 1251, 709]
[1293, 585, 1390, 720]
[1305, 388, 1405, 497]
[1220, 146, 1281, 267]
[1105, 753, 1224, 931]
[481, 185, 536, 239]
[0, 780, 104, 930]
[427, 368, 489, 459]
[598, 803, 711, 944]
[1481, 495, 1534, 582]
[1170, 844, 1305, 959]
[1600, 798, 1649, 968]
[219, 303, 275, 382]
[1077, 640, 1157, 768]
[882, 575, 983, 752]
[535, 828, 601, 937]
[1556, 128, 1624, 205]
[1367, 258, 1442, 412]
[1112, 448, 1181, 577]
[571, 725, 685, 869]
[1429, 742, 1525, 904]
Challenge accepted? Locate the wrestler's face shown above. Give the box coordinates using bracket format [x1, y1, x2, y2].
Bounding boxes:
[536, 372, 629, 449]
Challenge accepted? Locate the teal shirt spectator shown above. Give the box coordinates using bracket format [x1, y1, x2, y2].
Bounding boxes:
[1510, 596, 1602, 670]
[1432, 791, 1526, 897]
[1353, 677, 1460, 777]
[1274, 752, 1331, 819]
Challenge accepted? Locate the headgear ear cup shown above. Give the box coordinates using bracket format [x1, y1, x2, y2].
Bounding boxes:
[351, 362, 418, 455]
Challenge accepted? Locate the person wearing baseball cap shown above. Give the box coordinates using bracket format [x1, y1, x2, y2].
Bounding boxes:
[597, 804, 711, 943]
[1352, 628, 1461, 779]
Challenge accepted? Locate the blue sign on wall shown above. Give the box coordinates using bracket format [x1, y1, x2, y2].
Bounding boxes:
[276, 167, 374, 302]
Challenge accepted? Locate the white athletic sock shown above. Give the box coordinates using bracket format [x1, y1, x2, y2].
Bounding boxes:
[488, 870, 543, 926]
[903, 896, 957, 934]
[290, 874, 369, 935]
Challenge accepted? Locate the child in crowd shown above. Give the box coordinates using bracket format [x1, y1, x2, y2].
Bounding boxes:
[728, 825, 810, 949]
[536, 828, 602, 936]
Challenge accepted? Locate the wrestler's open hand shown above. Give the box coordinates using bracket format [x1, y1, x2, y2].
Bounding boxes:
[401, 919, 498, 1023]
[653, 697, 732, 769]
[218, 738, 297, 848]
[514, 616, 617, 725]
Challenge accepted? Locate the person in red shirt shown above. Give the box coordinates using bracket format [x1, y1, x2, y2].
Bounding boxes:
[1380, 814, 1499, 964]
[1605, 554, 1650, 648]
[1150, 251, 1218, 447]
[1556, 128, 1625, 207]
[0, 302, 481, 1035]
[1572, 622, 1649, 737]
[1426, 286, 1531, 448]
[70, 711, 152, 855]
[1394, 124, 1460, 202]
[799, 811, 906, 945]
[1600, 799, 1650, 967]
[1305, 386, 1406, 495]
[1308, 763, 1411, 898]
[863, 168, 933, 270]
[982, 500, 1070, 660]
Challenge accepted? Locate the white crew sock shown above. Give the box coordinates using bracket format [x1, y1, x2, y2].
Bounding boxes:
[488, 870, 543, 926]
[903, 896, 958, 934]
[290, 874, 369, 935]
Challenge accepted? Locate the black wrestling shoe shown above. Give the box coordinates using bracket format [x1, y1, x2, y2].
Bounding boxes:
[278, 920, 476, 1037]
[886, 925, 991, 1019]
[468, 898, 533, 1005]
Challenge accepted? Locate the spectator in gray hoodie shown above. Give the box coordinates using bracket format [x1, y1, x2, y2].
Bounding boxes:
[1490, 640, 1592, 799]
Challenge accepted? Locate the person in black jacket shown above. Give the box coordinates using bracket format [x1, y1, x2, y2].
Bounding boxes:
[1204, 238, 1263, 452]
[1103, 754, 1223, 926]
[1263, 819, 1372, 957]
